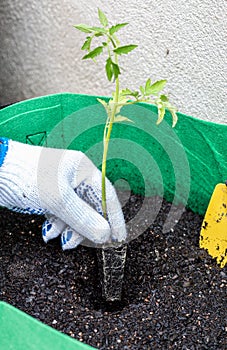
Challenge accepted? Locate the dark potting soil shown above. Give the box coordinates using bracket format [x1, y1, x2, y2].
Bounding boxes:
[0, 195, 226, 350]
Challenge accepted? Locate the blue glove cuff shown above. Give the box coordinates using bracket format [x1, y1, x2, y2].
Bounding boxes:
[0, 137, 9, 167]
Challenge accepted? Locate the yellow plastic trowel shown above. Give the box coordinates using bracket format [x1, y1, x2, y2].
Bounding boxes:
[200, 183, 227, 268]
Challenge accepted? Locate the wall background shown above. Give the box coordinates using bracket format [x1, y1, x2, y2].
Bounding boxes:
[0, 0, 226, 123]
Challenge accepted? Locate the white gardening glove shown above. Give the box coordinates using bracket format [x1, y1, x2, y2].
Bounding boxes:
[0, 137, 127, 249]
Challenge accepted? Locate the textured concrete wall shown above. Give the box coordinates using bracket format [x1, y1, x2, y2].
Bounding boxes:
[0, 0, 226, 123]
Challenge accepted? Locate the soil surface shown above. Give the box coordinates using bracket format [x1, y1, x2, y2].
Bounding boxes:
[0, 196, 226, 350]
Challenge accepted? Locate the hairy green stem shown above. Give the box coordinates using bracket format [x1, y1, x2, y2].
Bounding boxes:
[101, 55, 120, 219]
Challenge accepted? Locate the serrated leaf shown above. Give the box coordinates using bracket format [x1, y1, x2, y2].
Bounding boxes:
[105, 58, 113, 81]
[74, 24, 92, 33]
[82, 46, 103, 60]
[121, 88, 133, 96]
[130, 90, 139, 98]
[145, 78, 152, 93]
[112, 62, 120, 80]
[109, 23, 128, 35]
[147, 80, 167, 95]
[114, 115, 133, 123]
[113, 45, 138, 55]
[81, 37, 92, 51]
[98, 8, 108, 27]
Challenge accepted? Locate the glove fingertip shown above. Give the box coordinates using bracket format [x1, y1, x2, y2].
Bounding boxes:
[42, 220, 53, 243]
[111, 225, 127, 244]
[42, 219, 62, 243]
[61, 229, 84, 250]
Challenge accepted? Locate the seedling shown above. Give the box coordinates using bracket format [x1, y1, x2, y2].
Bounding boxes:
[74, 8, 177, 220]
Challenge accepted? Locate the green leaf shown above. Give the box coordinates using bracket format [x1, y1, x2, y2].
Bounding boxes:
[145, 78, 152, 93]
[97, 98, 107, 107]
[95, 32, 105, 37]
[112, 62, 120, 80]
[139, 86, 145, 95]
[120, 88, 139, 99]
[129, 90, 139, 98]
[97, 98, 108, 111]
[109, 23, 128, 35]
[113, 45, 138, 55]
[147, 80, 167, 95]
[109, 97, 125, 115]
[82, 46, 103, 60]
[114, 115, 133, 123]
[74, 24, 92, 33]
[105, 58, 120, 81]
[81, 37, 92, 51]
[121, 88, 133, 96]
[98, 8, 108, 27]
[160, 94, 168, 102]
[105, 58, 113, 81]
[117, 93, 128, 105]
[90, 26, 106, 34]
[170, 110, 178, 127]
[156, 104, 166, 125]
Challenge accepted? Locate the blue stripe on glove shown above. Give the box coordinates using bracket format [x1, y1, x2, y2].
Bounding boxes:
[0, 137, 9, 167]
[10, 206, 46, 215]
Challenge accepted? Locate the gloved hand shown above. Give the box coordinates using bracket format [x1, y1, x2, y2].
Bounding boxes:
[0, 137, 127, 249]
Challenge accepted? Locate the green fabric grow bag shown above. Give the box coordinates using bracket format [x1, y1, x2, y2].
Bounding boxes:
[0, 93, 226, 348]
[0, 301, 95, 350]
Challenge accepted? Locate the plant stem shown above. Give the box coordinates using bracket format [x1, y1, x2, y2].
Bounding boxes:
[101, 55, 120, 219]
